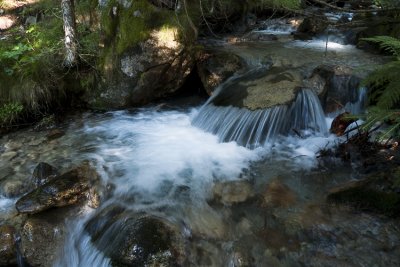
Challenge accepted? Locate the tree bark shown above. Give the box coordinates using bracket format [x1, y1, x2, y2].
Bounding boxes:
[61, 0, 78, 67]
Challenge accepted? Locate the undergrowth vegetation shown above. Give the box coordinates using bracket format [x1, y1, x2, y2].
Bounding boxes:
[0, 0, 100, 129]
[362, 36, 400, 139]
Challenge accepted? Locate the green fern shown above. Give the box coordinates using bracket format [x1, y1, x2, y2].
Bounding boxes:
[363, 61, 400, 109]
[361, 36, 400, 139]
[362, 36, 400, 59]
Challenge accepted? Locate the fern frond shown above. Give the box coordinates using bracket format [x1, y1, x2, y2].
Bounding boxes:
[362, 107, 400, 140]
[363, 61, 400, 110]
[362, 36, 400, 59]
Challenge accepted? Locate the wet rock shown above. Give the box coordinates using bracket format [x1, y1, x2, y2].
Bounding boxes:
[330, 112, 357, 136]
[197, 51, 244, 95]
[211, 180, 255, 206]
[85, 205, 184, 266]
[16, 162, 100, 214]
[46, 129, 65, 140]
[21, 209, 69, 267]
[32, 162, 59, 188]
[0, 166, 13, 182]
[2, 179, 29, 198]
[212, 67, 304, 110]
[1, 151, 18, 161]
[0, 225, 17, 266]
[243, 32, 278, 42]
[309, 65, 362, 113]
[327, 171, 400, 217]
[185, 205, 227, 239]
[297, 16, 329, 36]
[261, 179, 296, 209]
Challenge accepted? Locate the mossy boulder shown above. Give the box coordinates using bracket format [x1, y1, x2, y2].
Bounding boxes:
[86, 0, 196, 109]
[211, 66, 305, 110]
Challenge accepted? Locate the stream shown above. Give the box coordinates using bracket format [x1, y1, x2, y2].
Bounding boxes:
[1, 31, 400, 267]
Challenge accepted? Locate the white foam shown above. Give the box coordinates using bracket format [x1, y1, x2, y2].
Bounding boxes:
[289, 40, 355, 51]
[0, 196, 15, 214]
[83, 110, 260, 195]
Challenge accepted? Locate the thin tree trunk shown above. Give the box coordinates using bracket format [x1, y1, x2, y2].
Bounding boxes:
[61, 0, 78, 67]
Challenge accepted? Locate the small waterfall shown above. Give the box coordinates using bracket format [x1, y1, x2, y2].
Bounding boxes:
[192, 89, 328, 148]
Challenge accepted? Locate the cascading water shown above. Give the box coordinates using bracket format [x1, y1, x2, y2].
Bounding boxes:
[1, 26, 398, 267]
[192, 89, 328, 148]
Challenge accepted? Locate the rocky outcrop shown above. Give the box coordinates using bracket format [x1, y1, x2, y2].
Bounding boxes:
[85, 205, 185, 266]
[86, 1, 196, 109]
[197, 51, 244, 95]
[16, 161, 100, 214]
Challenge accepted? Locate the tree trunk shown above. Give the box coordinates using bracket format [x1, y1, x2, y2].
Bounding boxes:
[61, 0, 78, 67]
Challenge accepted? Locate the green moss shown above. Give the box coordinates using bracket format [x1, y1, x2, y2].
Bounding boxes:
[100, 0, 188, 55]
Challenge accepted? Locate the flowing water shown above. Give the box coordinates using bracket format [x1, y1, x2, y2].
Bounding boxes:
[1, 36, 399, 267]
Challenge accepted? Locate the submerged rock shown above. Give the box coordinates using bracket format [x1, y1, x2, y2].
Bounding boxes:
[261, 179, 297, 209]
[16, 162, 100, 214]
[327, 170, 400, 217]
[0, 225, 17, 266]
[85, 205, 185, 266]
[211, 180, 255, 206]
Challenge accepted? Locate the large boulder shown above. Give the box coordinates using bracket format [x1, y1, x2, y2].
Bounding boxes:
[85, 205, 185, 266]
[296, 16, 329, 38]
[197, 51, 244, 95]
[16, 161, 100, 214]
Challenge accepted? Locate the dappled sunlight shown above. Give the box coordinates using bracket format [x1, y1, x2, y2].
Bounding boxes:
[0, 15, 15, 30]
[0, 0, 40, 10]
[151, 26, 179, 49]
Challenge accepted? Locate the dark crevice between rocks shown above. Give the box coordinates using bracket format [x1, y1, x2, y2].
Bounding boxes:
[156, 65, 209, 108]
